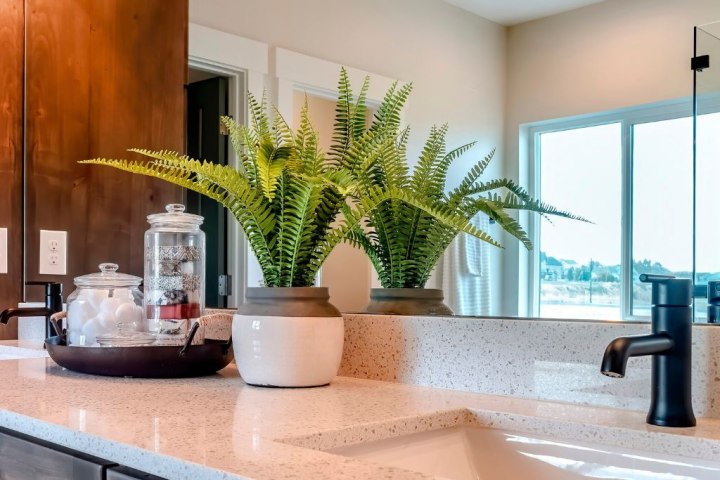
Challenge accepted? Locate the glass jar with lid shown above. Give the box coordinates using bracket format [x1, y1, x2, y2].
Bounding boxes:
[66, 263, 148, 346]
[145, 204, 205, 345]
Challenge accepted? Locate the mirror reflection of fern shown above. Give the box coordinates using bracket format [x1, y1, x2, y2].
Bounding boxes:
[80, 88, 488, 288]
[332, 71, 588, 289]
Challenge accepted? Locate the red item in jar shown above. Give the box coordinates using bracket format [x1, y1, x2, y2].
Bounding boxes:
[146, 303, 201, 320]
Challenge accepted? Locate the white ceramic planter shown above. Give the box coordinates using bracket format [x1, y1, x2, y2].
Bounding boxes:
[232, 287, 344, 387]
[232, 314, 344, 387]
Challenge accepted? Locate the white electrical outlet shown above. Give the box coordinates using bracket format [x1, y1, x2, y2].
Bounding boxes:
[0, 228, 7, 274]
[39, 230, 67, 275]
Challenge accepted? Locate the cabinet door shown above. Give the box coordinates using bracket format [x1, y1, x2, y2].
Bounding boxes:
[24, 0, 187, 294]
[106, 466, 167, 480]
[0, 0, 23, 340]
[0, 428, 114, 479]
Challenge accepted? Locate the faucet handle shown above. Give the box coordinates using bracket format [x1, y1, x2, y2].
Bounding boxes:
[639, 274, 691, 307]
[639, 274, 676, 282]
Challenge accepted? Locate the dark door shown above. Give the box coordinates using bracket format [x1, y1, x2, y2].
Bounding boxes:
[186, 76, 229, 308]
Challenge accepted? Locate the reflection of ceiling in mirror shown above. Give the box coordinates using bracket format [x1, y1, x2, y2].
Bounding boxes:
[699, 20, 720, 40]
[442, 0, 607, 26]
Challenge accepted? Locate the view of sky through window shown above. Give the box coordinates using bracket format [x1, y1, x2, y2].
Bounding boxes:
[538, 123, 622, 320]
[537, 112, 720, 320]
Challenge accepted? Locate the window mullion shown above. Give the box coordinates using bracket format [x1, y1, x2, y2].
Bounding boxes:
[621, 120, 634, 320]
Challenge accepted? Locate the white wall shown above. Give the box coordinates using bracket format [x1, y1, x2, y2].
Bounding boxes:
[190, 0, 507, 313]
[503, 0, 720, 315]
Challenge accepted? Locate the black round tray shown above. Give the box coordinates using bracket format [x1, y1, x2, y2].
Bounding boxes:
[45, 336, 234, 378]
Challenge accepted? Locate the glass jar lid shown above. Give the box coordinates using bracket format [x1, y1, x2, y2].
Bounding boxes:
[74, 263, 142, 288]
[147, 204, 203, 227]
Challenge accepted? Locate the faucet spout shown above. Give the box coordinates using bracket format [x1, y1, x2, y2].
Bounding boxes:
[601, 333, 674, 378]
[1, 281, 64, 338]
[599, 275, 695, 427]
[0, 307, 53, 325]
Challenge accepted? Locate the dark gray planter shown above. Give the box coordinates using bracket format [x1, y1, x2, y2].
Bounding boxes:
[236, 287, 341, 317]
[362, 288, 454, 316]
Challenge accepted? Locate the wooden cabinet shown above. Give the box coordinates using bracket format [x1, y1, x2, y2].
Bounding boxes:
[0, 427, 168, 480]
[0, 428, 114, 479]
[24, 0, 187, 295]
[106, 466, 166, 480]
[0, 1, 188, 336]
[0, 0, 24, 339]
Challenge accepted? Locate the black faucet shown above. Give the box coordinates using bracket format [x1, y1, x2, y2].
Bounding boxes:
[601, 274, 696, 427]
[0, 281, 63, 338]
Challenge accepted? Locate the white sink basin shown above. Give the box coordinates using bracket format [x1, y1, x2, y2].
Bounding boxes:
[330, 425, 720, 479]
[0, 345, 48, 360]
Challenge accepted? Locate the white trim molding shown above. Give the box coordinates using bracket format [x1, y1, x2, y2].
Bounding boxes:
[188, 23, 274, 304]
[189, 23, 268, 76]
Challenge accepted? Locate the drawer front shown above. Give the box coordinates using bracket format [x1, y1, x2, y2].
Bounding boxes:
[106, 466, 167, 480]
[0, 428, 114, 480]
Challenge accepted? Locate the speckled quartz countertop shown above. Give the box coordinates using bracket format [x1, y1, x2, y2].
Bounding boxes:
[1, 342, 720, 479]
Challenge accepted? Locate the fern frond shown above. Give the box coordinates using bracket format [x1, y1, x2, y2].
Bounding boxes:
[368, 81, 413, 137]
[329, 68, 371, 168]
[452, 148, 497, 197]
[220, 116, 252, 180]
[466, 197, 532, 249]
[248, 92, 270, 139]
[81, 156, 281, 284]
[410, 124, 448, 197]
[256, 141, 291, 200]
[294, 97, 323, 176]
[486, 190, 590, 223]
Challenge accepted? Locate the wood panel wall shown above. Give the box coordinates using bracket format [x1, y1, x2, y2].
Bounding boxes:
[0, 0, 24, 339]
[25, 0, 187, 300]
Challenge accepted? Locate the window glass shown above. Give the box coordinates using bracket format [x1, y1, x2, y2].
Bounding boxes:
[632, 117, 693, 316]
[538, 123, 622, 320]
[694, 112, 720, 320]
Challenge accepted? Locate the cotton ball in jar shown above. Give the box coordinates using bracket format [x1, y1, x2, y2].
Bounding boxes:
[100, 297, 121, 315]
[96, 310, 116, 335]
[115, 302, 142, 331]
[111, 288, 134, 303]
[81, 317, 99, 344]
[85, 289, 110, 311]
[67, 300, 96, 331]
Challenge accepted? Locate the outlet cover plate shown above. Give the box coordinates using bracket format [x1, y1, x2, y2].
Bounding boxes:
[0, 228, 7, 274]
[39, 230, 67, 275]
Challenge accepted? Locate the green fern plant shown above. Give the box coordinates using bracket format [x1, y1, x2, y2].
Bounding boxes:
[79, 87, 492, 288]
[332, 73, 589, 289]
[80, 95, 366, 287]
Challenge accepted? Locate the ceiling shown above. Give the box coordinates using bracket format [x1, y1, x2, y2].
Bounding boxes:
[442, 0, 608, 26]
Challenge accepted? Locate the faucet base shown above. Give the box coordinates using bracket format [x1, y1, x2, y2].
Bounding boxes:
[647, 414, 696, 428]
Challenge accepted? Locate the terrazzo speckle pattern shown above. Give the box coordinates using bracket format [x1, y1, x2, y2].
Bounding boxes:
[0, 348, 719, 478]
[340, 314, 720, 418]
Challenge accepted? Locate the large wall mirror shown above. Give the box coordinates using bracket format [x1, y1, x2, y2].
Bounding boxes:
[4, 0, 720, 332]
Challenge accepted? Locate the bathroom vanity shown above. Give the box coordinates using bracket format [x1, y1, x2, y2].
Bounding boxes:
[0, 340, 719, 480]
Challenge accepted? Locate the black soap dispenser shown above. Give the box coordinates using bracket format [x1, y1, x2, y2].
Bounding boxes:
[707, 280, 720, 323]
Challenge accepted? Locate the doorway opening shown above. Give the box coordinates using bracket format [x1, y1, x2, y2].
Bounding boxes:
[186, 67, 230, 308]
